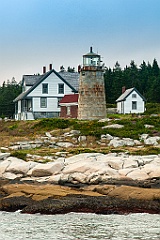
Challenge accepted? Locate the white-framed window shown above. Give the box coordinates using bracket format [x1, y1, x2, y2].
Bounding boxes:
[132, 101, 137, 110]
[67, 106, 71, 115]
[132, 94, 137, 98]
[40, 97, 47, 108]
[58, 83, 64, 94]
[42, 83, 48, 94]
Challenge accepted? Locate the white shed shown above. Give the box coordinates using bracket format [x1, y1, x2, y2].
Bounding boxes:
[116, 87, 146, 114]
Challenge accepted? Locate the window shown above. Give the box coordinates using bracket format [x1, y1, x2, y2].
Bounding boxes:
[132, 101, 137, 110]
[58, 83, 64, 94]
[67, 106, 71, 115]
[57, 97, 63, 108]
[132, 94, 136, 98]
[41, 112, 47, 117]
[40, 97, 47, 108]
[42, 83, 48, 94]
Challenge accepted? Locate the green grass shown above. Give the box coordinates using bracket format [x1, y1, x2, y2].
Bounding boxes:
[11, 150, 27, 161]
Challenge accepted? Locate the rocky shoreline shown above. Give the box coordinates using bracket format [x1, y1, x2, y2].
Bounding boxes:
[0, 151, 160, 215]
[0, 180, 160, 214]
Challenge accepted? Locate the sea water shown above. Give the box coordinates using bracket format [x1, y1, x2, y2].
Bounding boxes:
[0, 211, 159, 240]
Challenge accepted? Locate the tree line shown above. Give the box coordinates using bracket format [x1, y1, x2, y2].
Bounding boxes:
[0, 59, 160, 118]
[104, 59, 160, 103]
[0, 78, 21, 118]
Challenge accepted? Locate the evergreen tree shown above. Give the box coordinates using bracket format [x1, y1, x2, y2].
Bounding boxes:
[0, 79, 21, 118]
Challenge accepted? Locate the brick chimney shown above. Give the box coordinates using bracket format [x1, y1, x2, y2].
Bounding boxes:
[122, 86, 126, 94]
[43, 66, 46, 74]
[49, 64, 52, 71]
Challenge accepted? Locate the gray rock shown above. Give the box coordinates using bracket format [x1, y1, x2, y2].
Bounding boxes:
[56, 142, 74, 148]
[5, 157, 37, 175]
[31, 162, 64, 177]
[102, 124, 124, 129]
[101, 134, 113, 141]
[127, 169, 149, 180]
[123, 158, 138, 169]
[122, 138, 135, 146]
[2, 172, 23, 180]
[144, 124, 154, 128]
[108, 139, 125, 148]
[78, 136, 87, 142]
[144, 136, 160, 146]
[70, 130, 81, 135]
[8, 145, 20, 150]
[0, 152, 10, 160]
[48, 174, 61, 183]
[68, 172, 87, 184]
[45, 132, 52, 138]
[0, 159, 11, 177]
[140, 134, 149, 140]
[134, 140, 141, 145]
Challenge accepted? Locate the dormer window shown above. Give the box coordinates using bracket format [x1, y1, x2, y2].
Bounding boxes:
[42, 83, 48, 94]
[132, 94, 136, 98]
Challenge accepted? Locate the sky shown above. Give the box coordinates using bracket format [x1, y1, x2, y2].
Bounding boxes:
[1, 0, 160, 84]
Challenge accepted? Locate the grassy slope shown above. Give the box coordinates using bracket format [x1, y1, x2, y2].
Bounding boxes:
[0, 110, 160, 158]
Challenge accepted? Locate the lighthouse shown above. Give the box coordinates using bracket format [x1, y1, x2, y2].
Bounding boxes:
[78, 47, 106, 120]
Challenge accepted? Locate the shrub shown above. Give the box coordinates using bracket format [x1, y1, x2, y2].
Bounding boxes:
[33, 118, 75, 131]
[145, 103, 160, 115]
[11, 151, 27, 160]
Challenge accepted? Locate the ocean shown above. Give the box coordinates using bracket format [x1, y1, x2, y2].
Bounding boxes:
[0, 211, 159, 240]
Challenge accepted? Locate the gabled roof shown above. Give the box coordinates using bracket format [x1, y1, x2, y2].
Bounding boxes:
[116, 87, 146, 102]
[58, 71, 79, 91]
[83, 47, 100, 58]
[14, 69, 79, 102]
[22, 75, 42, 86]
[59, 93, 79, 104]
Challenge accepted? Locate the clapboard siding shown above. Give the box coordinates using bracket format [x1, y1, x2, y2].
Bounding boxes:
[32, 97, 60, 112]
[27, 72, 73, 97]
[14, 70, 78, 120]
[116, 89, 145, 114]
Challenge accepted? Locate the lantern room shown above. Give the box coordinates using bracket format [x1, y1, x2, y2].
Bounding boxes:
[83, 47, 101, 68]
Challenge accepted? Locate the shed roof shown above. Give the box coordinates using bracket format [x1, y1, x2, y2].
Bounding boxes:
[116, 87, 146, 102]
[59, 93, 79, 104]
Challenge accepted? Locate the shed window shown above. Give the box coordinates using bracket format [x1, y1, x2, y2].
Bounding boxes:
[58, 84, 64, 94]
[132, 101, 137, 110]
[42, 84, 48, 94]
[132, 94, 136, 98]
[40, 97, 47, 108]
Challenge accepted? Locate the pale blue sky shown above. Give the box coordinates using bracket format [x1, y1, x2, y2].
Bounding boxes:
[1, 0, 160, 83]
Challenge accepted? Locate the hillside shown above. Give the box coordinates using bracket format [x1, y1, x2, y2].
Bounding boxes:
[0, 112, 160, 160]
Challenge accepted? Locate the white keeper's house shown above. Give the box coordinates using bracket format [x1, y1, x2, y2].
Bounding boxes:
[13, 65, 79, 120]
[116, 87, 146, 114]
